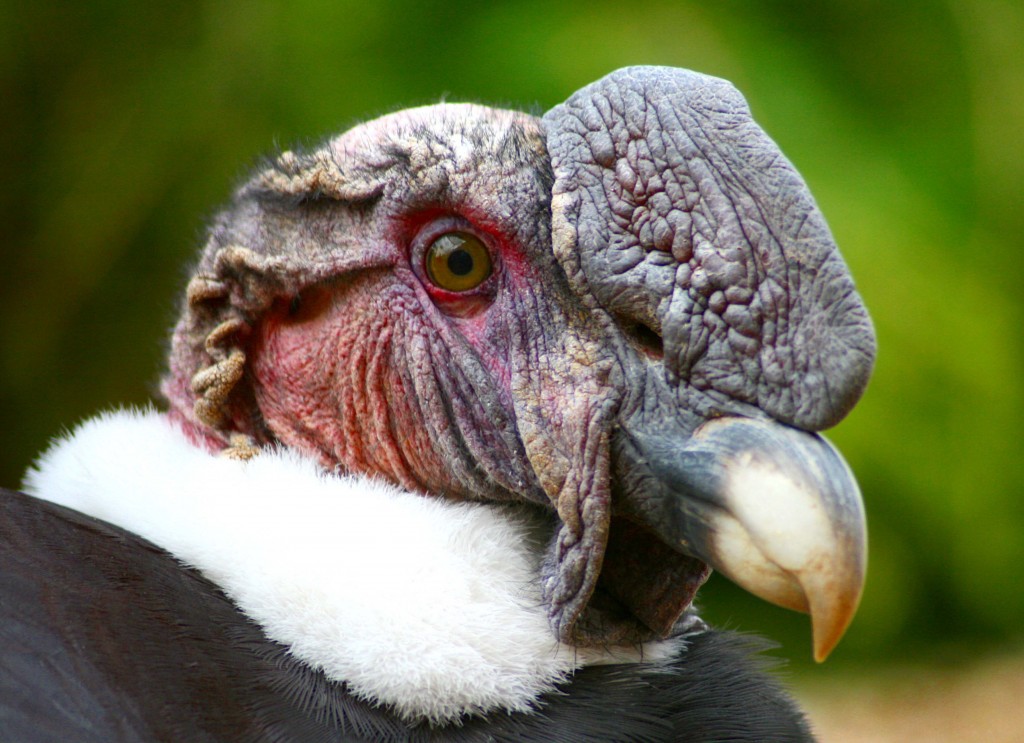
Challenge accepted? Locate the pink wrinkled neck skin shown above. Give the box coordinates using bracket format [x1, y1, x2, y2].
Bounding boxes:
[166, 408, 226, 454]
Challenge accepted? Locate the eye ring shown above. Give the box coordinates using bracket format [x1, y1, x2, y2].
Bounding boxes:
[424, 231, 492, 293]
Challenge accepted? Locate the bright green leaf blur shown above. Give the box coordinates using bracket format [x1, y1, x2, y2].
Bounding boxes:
[2, 0, 1022, 669]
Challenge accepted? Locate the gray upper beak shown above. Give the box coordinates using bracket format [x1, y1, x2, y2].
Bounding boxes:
[628, 416, 867, 661]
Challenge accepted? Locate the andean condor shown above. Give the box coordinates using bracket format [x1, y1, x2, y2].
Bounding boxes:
[1, 66, 875, 742]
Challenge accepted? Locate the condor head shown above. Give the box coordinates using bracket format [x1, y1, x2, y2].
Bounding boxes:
[164, 66, 875, 661]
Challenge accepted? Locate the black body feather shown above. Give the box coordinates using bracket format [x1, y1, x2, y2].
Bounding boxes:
[0, 488, 812, 742]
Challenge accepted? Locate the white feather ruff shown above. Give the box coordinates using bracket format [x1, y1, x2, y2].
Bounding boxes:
[23, 408, 683, 724]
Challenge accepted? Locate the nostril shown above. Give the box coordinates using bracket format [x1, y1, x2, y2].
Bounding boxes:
[625, 321, 665, 361]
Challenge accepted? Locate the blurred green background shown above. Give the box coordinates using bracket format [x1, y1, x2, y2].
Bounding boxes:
[2, 0, 1022, 673]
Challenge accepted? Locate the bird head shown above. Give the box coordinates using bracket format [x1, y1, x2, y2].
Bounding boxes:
[162, 67, 875, 661]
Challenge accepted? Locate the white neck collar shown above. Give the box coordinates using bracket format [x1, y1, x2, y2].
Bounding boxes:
[24, 408, 683, 724]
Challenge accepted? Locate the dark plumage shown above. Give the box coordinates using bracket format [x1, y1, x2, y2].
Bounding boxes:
[0, 488, 811, 742]
[2, 66, 874, 741]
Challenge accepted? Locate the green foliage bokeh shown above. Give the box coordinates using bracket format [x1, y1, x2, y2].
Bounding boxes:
[2, 0, 1022, 670]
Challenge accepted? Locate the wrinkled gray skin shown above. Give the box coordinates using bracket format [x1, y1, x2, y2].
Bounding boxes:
[545, 67, 874, 433]
[164, 67, 875, 652]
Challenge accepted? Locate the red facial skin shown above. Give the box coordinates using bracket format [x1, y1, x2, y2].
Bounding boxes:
[248, 212, 539, 503]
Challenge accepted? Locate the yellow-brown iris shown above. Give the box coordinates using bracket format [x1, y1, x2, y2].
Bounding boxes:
[424, 232, 492, 292]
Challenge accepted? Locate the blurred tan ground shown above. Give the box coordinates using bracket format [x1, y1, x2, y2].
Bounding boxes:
[800, 651, 1024, 742]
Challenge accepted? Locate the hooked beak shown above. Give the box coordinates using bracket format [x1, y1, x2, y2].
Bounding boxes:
[627, 416, 867, 661]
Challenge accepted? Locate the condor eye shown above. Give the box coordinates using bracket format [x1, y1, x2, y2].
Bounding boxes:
[424, 232, 492, 292]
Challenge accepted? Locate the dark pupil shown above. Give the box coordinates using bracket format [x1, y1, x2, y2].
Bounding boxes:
[447, 249, 474, 276]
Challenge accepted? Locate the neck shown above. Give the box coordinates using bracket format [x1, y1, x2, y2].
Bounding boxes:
[23, 407, 684, 724]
